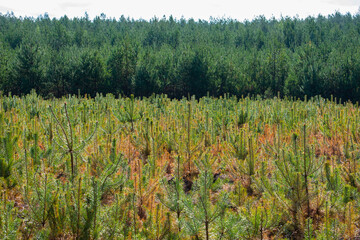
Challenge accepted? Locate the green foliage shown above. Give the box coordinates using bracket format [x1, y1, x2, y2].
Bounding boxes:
[0, 195, 21, 240]
[114, 94, 142, 132]
[108, 38, 138, 95]
[14, 41, 43, 95]
[0, 129, 19, 187]
[1, 13, 360, 100]
[49, 102, 97, 179]
[0, 93, 359, 239]
[74, 49, 107, 97]
[182, 154, 228, 240]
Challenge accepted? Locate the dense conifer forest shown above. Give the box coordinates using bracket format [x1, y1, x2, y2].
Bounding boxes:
[0, 11, 360, 100]
[3, 10, 360, 240]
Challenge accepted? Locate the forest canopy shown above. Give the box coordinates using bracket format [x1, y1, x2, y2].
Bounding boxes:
[0, 11, 360, 101]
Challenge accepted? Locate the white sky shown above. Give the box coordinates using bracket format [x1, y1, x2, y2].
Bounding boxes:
[0, 0, 360, 21]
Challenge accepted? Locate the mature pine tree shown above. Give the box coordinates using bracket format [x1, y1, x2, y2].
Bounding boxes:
[108, 38, 137, 95]
[73, 49, 107, 96]
[14, 41, 43, 95]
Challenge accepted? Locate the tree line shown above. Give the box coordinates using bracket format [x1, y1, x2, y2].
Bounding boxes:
[1, 11, 360, 101]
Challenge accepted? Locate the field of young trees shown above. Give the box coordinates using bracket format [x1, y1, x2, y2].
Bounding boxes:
[1, 12, 360, 101]
[1, 92, 360, 239]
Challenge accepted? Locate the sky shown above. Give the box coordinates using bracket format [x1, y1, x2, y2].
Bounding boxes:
[0, 0, 360, 21]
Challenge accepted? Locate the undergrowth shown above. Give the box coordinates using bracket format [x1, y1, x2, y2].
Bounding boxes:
[0, 92, 359, 239]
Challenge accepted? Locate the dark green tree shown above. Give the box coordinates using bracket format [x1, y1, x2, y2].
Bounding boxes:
[178, 48, 209, 97]
[14, 41, 43, 95]
[73, 49, 107, 96]
[108, 38, 137, 95]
